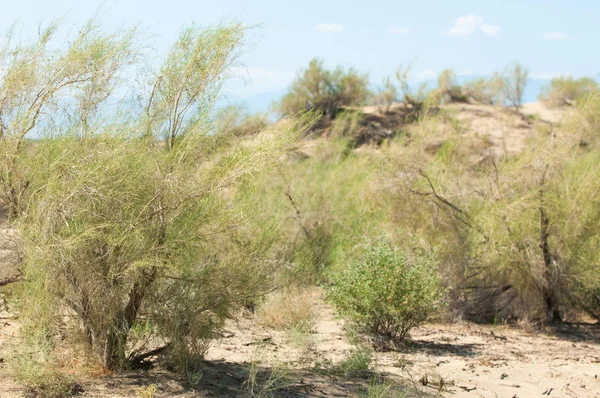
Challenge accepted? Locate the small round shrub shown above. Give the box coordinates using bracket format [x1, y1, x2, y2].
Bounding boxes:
[327, 243, 443, 340]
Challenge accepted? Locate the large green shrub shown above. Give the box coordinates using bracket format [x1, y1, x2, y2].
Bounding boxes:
[401, 92, 600, 322]
[14, 21, 308, 374]
[327, 243, 443, 340]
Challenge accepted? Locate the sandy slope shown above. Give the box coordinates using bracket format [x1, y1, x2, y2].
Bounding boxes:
[2, 289, 599, 397]
[207, 290, 600, 398]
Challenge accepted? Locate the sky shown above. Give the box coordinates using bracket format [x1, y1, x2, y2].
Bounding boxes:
[2, 0, 599, 101]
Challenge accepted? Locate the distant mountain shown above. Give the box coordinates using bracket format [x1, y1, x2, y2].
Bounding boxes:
[226, 77, 553, 114]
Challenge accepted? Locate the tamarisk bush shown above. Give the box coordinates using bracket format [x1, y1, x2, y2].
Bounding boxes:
[279, 58, 369, 118]
[15, 21, 309, 372]
[539, 76, 598, 107]
[401, 93, 600, 322]
[0, 20, 137, 220]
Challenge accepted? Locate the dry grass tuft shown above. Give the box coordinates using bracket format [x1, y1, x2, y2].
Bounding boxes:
[257, 287, 316, 331]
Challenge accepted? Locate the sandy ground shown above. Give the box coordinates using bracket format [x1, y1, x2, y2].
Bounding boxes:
[1, 288, 599, 397]
[345, 102, 565, 163]
[438, 102, 569, 158]
[207, 290, 600, 398]
[205, 289, 600, 398]
[522, 102, 569, 124]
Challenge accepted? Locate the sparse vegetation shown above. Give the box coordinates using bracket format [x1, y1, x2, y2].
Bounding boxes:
[319, 328, 375, 379]
[374, 76, 398, 113]
[500, 62, 529, 112]
[10, 339, 80, 398]
[244, 361, 291, 398]
[395, 64, 431, 117]
[331, 345, 374, 378]
[462, 76, 503, 105]
[216, 104, 270, 136]
[136, 384, 158, 398]
[279, 58, 370, 118]
[359, 379, 407, 398]
[330, 109, 363, 138]
[539, 76, 598, 107]
[0, 10, 598, 398]
[437, 69, 468, 104]
[257, 287, 315, 331]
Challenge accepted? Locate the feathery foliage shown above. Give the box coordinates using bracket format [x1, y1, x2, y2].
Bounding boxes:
[279, 58, 370, 118]
[539, 76, 598, 107]
[15, 22, 310, 373]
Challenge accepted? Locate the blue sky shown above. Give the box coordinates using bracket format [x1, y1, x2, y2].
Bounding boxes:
[2, 0, 599, 100]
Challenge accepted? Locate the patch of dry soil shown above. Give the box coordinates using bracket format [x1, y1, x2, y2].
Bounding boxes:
[1, 288, 599, 397]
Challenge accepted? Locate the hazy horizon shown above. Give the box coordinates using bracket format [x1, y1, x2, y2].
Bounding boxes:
[3, 1, 599, 110]
[0, 0, 600, 97]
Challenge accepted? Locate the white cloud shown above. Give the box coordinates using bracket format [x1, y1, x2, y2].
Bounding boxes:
[388, 25, 410, 35]
[480, 23, 500, 36]
[315, 23, 345, 33]
[457, 69, 473, 76]
[444, 15, 482, 37]
[544, 32, 569, 40]
[443, 15, 499, 37]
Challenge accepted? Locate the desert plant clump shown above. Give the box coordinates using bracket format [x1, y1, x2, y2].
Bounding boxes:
[330, 110, 363, 138]
[257, 287, 315, 331]
[216, 104, 270, 136]
[0, 19, 138, 221]
[463, 78, 491, 104]
[395, 64, 430, 116]
[136, 384, 158, 398]
[10, 336, 82, 398]
[458, 63, 527, 110]
[360, 379, 408, 398]
[279, 58, 370, 119]
[13, 20, 312, 377]
[403, 93, 600, 322]
[331, 345, 374, 378]
[539, 76, 598, 107]
[327, 243, 443, 340]
[500, 62, 529, 112]
[463, 76, 505, 105]
[244, 358, 291, 398]
[436, 69, 467, 104]
[394, 64, 443, 120]
[374, 76, 398, 113]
